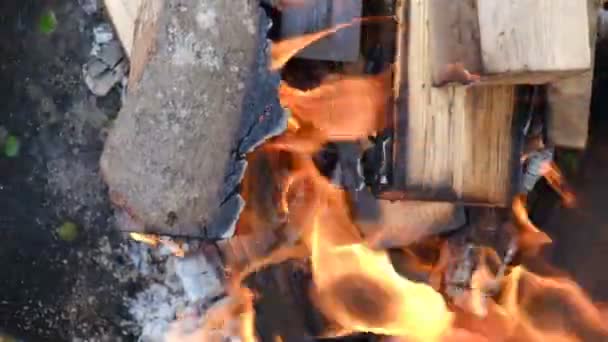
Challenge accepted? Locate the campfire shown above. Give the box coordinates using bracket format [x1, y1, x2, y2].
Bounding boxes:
[101, 0, 608, 341]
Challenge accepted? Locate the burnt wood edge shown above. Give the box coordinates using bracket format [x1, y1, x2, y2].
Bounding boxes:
[372, 82, 529, 207]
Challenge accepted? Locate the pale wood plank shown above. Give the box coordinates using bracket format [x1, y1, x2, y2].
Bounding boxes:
[390, 0, 519, 206]
[103, 0, 143, 57]
[547, 0, 602, 149]
[477, 0, 591, 75]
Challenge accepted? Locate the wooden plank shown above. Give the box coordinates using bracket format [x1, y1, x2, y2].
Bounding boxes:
[477, 0, 591, 76]
[280, 0, 362, 62]
[387, 0, 521, 206]
[428, 0, 591, 85]
[103, 0, 143, 57]
[428, 0, 481, 86]
[546, 0, 602, 149]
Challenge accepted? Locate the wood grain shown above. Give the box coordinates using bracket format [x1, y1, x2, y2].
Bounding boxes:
[390, 0, 520, 206]
[477, 0, 591, 75]
[547, 0, 602, 149]
[280, 0, 362, 62]
[429, 0, 481, 85]
[103, 0, 143, 57]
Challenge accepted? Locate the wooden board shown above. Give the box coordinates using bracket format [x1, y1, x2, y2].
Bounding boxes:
[280, 0, 362, 62]
[428, 0, 481, 86]
[477, 0, 591, 75]
[386, 0, 522, 206]
[428, 0, 591, 85]
[546, 0, 602, 149]
[103, 0, 142, 57]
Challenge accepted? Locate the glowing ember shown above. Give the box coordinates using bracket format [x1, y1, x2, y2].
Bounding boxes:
[540, 161, 576, 207]
[129, 232, 185, 257]
[195, 10, 608, 342]
[279, 72, 390, 141]
[129, 232, 159, 247]
[310, 215, 453, 340]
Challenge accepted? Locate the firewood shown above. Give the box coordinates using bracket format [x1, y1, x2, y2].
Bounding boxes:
[100, 1, 286, 237]
[280, 0, 362, 62]
[429, 0, 591, 85]
[103, 0, 142, 57]
[384, 0, 525, 206]
[546, 0, 602, 149]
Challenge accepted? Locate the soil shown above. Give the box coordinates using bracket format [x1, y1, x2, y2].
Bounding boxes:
[0, 1, 139, 340]
[2, 0, 608, 341]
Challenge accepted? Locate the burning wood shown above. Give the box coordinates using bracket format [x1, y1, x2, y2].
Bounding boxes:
[129, 232, 186, 257]
[98, 1, 608, 342]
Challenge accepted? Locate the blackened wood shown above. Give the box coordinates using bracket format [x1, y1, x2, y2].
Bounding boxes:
[280, 0, 362, 62]
[247, 260, 326, 342]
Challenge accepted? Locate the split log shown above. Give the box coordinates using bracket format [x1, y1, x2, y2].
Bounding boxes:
[429, 0, 591, 85]
[546, 0, 602, 149]
[280, 0, 362, 62]
[103, 0, 142, 57]
[100, 0, 286, 237]
[384, 0, 525, 206]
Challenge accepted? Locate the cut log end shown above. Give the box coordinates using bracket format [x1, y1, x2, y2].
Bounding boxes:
[101, 1, 286, 238]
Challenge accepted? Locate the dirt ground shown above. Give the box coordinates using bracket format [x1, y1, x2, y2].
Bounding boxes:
[0, 1, 139, 340]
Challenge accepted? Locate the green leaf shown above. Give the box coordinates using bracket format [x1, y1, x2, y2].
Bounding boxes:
[57, 221, 79, 242]
[4, 135, 20, 158]
[39, 10, 57, 34]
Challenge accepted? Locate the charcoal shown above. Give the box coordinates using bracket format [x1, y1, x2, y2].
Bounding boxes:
[334, 142, 365, 191]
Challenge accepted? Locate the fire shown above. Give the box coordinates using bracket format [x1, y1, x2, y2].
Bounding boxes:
[310, 213, 453, 340]
[129, 232, 185, 257]
[188, 12, 608, 342]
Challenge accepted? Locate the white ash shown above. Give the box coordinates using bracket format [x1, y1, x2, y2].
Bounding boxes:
[125, 242, 225, 342]
[84, 20, 127, 96]
[93, 23, 115, 45]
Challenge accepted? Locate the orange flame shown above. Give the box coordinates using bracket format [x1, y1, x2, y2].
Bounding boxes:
[129, 232, 185, 257]
[541, 161, 576, 207]
[310, 215, 454, 340]
[279, 71, 390, 141]
[193, 10, 605, 342]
